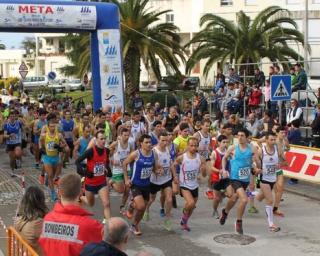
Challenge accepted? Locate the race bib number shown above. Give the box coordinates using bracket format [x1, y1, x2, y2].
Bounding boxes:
[140, 167, 152, 179]
[199, 151, 209, 159]
[266, 165, 276, 175]
[185, 170, 197, 181]
[93, 163, 105, 177]
[238, 167, 250, 180]
[47, 141, 55, 151]
[163, 167, 170, 176]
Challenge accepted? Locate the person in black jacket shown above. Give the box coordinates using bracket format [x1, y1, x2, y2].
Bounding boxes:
[80, 217, 130, 256]
[311, 104, 320, 148]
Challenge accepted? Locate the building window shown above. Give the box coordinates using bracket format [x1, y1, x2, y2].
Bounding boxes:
[313, 0, 320, 3]
[221, 0, 233, 6]
[245, 0, 257, 5]
[46, 38, 53, 46]
[166, 13, 174, 23]
[286, 0, 300, 4]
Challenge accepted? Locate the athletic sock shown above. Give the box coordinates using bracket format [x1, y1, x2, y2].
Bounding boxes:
[182, 209, 189, 223]
[236, 219, 242, 223]
[265, 205, 274, 227]
[273, 206, 278, 212]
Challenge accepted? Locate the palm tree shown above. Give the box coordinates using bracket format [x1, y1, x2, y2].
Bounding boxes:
[61, 0, 185, 98]
[185, 6, 307, 76]
[111, 0, 185, 97]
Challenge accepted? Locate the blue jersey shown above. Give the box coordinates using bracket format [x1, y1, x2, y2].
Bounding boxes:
[230, 144, 252, 183]
[34, 119, 47, 144]
[150, 132, 158, 146]
[131, 150, 155, 187]
[78, 136, 90, 156]
[169, 143, 176, 161]
[4, 121, 22, 145]
[61, 119, 74, 142]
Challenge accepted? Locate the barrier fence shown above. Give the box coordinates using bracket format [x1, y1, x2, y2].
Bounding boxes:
[7, 227, 38, 256]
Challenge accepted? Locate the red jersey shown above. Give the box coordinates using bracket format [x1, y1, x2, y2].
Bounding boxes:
[211, 149, 224, 183]
[39, 203, 103, 256]
[86, 146, 108, 186]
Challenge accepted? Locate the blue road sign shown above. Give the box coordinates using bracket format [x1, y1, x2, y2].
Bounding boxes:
[271, 75, 291, 101]
[48, 71, 56, 81]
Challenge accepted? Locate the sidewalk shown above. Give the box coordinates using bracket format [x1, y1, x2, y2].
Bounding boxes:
[284, 177, 320, 201]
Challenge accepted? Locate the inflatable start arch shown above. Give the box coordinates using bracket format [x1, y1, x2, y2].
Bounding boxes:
[0, 0, 124, 111]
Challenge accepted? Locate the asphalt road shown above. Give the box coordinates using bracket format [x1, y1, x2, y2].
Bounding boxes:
[0, 149, 319, 256]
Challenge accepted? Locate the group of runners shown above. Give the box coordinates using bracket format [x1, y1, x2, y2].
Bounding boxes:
[0, 99, 290, 236]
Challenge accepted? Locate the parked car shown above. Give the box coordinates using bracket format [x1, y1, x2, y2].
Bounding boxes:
[67, 79, 83, 91]
[22, 76, 48, 90]
[48, 79, 68, 93]
[182, 76, 200, 90]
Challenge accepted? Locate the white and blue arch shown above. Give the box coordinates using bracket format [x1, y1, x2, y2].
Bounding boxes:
[0, 0, 124, 111]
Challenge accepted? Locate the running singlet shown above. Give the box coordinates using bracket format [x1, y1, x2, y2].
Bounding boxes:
[4, 121, 22, 144]
[173, 136, 189, 154]
[150, 147, 172, 185]
[131, 122, 145, 141]
[61, 119, 74, 142]
[112, 141, 131, 175]
[34, 119, 47, 143]
[131, 150, 155, 187]
[74, 119, 83, 137]
[169, 143, 176, 161]
[197, 131, 211, 159]
[78, 136, 91, 157]
[211, 149, 225, 183]
[86, 146, 108, 186]
[261, 145, 278, 183]
[180, 153, 201, 190]
[45, 132, 59, 157]
[230, 144, 252, 183]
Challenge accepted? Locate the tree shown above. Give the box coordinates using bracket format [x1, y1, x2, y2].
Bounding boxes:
[0, 43, 5, 50]
[61, 0, 185, 98]
[21, 37, 36, 54]
[185, 6, 307, 76]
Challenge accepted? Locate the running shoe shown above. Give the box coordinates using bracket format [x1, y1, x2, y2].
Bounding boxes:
[130, 224, 142, 236]
[248, 206, 259, 214]
[212, 210, 220, 219]
[38, 174, 45, 185]
[163, 219, 172, 231]
[269, 225, 281, 232]
[235, 221, 243, 235]
[273, 210, 285, 217]
[54, 177, 60, 186]
[219, 209, 228, 225]
[160, 208, 165, 218]
[180, 219, 191, 232]
[143, 211, 150, 221]
[206, 190, 214, 200]
[35, 163, 39, 169]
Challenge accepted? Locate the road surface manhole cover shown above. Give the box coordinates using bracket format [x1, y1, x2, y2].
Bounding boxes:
[214, 234, 256, 245]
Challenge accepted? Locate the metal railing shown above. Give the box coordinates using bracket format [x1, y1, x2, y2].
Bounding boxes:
[7, 227, 39, 256]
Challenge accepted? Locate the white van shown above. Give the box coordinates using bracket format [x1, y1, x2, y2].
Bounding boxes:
[23, 76, 49, 90]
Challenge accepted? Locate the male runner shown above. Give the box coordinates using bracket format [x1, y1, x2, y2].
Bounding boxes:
[145, 131, 177, 231]
[123, 134, 162, 236]
[33, 108, 47, 169]
[172, 137, 206, 231]
[256, 132, 287, 232]
[219, 129, 260, 234]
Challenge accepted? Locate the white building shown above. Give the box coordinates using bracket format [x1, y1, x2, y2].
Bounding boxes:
[0, 49, 26, 78]
[146, 0, 320, 86]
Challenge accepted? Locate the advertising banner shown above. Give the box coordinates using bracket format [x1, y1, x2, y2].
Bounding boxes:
[0, 4, 97, 30]
[97, 29, 124, 111]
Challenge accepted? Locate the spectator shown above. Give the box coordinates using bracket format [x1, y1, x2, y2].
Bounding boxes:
[219, 83, 235, 112]
[228, 68, 241, 84]
[274, 65, 281, 75]
[245, 113, 260, 138]
[14, 186, 48, 255]
[198, 91, 208, 113]
[254, 68, 265, 87]
[39, 173, 103, 256]
[286, 99, 303, 126]
[212, 86, 226, 112]
[248, 85, 262, 112]
[228, 114, 242, 135]
[80, 217, 130, 256]
[289, 67, 297, 86]
[269, 66, 275, 76]
[112, 106, 123, 123]
[292, 63, 307, 92]
[131, 92, 144, 111]
[288, 119, 302, 185]
[217, 67, 226, 85]
[222, 108, 230, 125]
[213, 73, 225, 93]
[260, 110, 277, 136]
[162, 106, 179, 133]
[311, 104, 320, 148]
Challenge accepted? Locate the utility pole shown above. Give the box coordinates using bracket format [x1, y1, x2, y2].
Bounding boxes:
[303, 0, 309, 74]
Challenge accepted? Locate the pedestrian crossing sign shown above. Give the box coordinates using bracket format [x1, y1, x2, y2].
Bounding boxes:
[271, 75, 291, 101]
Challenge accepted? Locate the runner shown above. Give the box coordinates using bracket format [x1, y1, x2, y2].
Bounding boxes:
[60, 109, 74, 163]
[273, 126, 290, 217]
[109, 127, 134, 214]
[219, 128, 260, 234]
[75, 130, 112, 222]
[193, 120, 212, 199]
[144, 107, 156, 134]
[150, 120, 163, 146]
[33, 108, 47, 169]
[145, 131, 177, 231]
[122, 134, 162, 236]
[210, 135, 229, 218]
[3, 110, 24, 176]
[40, 118, 66, 201]
[172, 137, 206, 231]
[256, 132, 287, 232]
[130, 111, 146, 142]
[73, 125, 92, 161]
